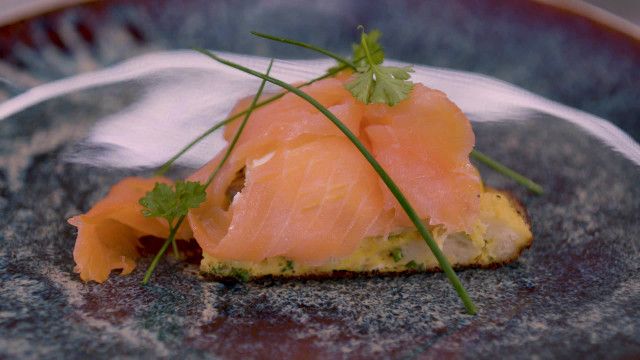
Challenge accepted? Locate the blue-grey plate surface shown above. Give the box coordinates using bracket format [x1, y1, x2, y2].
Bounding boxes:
[0, 1, 639, 359]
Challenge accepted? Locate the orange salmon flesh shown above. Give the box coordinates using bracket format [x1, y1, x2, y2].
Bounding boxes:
[69, 76, 482, 282]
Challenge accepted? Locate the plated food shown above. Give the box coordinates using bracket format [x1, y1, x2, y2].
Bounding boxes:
[67, 29, 540, 314]
[70, 75, 532, 282]
[4, 1, 638, 356]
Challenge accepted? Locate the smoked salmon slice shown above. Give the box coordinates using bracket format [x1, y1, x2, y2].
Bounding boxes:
[69, 177, 192, 282]
[69, 76, 487, 282]
[363, 84, 482, 232]
[189, 137, 389, 263]
[221, 78, 365, 172]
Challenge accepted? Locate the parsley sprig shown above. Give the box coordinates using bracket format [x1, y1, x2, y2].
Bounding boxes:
[351, 29, 384, 68]
[253, 28, 414, 106]
[345, 27, 414, 106]
[139, 181, 206, 260]
[139, 60, 274, 285]
[139, 181, 207, 225]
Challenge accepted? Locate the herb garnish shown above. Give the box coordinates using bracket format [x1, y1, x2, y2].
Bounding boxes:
[256, 28, 414, 106]
[281, 260, 294, 273]
[140, 181, 206, 224]
[154, 62, 349, 176]
[351, 29, 384, 68]
[470, 150, 544, 195]
[160, 31, 541, 194]
[406, 260, 425, 271]
[139, 180, 206, 258]
[194, 48, 477, 314]
[250, 29, 544, 194]
[390, 248, 404, 262]
[138, 60, 274, 284]
[345, 27, 414, 106]
[249, 31, 355, 69]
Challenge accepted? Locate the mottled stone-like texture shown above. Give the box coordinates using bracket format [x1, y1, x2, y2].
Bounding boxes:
[1, 1, 639, 359]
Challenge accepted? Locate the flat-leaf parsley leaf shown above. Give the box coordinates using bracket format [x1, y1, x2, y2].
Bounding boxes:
[139, 180, 206, 225]
[345, 27, 414, 106]
[352, 29, 384, 67]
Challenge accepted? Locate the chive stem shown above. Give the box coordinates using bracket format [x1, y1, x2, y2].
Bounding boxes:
[251, 31, 356, 69]
[170, 220, 180, 258]
[203, 60, 273, 189]
[143, 62, 273, 285]
[250, 31, 543, 195]
[142, 216, 185, 285]
[195, 49, 476, 315]
[471, 150, 543, 195]
[154, 64, 349, 176]
[156, 38, 377, 176]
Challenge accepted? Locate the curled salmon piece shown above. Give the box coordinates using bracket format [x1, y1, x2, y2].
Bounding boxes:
[69, 177, 192, 282]
[189, 137, 391, 263]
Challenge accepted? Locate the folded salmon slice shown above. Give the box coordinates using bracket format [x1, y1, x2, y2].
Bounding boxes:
[223, 78, 362, 144]
[69, 76, 483, 282]
[189, 137, 389, 263]
[364, 84, 481, 232]
[221, 78, 365, 174]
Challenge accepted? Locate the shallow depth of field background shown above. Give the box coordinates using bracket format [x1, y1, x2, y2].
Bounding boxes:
[1, 0, 640, 26]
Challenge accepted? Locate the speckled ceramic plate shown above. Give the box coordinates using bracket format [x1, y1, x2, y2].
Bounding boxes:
[1, 1, 639, 359]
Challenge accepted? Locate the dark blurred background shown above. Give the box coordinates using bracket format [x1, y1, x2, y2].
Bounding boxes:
[586, 0, 640, 24]
[2, 0, 640, 26]
[1, 0, 639, 140]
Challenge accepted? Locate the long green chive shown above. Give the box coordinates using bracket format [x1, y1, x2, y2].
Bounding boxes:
[251, 31, 356, 69]
[156, 44, 380, 176]
[142, 216, 184, 284]
[155, 63, 349, 176]
[195, 48, 477, 315]
[170, 218, 179, 258]
[251, 31, 543, 195]
[203, 59, 274, 188]
[142, 61, 273, 285]
[471, 150, 543, 195]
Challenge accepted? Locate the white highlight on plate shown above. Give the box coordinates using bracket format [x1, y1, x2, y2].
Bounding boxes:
[0, 50, 639, 168]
